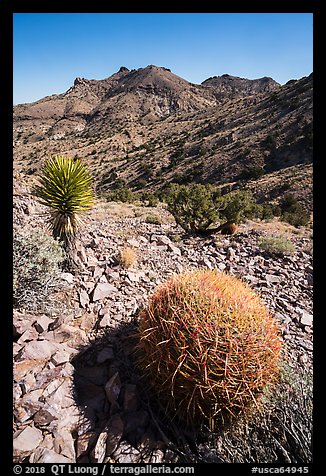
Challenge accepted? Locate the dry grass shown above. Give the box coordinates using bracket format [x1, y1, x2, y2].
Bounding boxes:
[119, 246, 138, 269]
[241, 217, 310, 238]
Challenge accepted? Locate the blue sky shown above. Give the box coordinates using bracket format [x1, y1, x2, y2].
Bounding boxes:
[13, 13, 313, 105]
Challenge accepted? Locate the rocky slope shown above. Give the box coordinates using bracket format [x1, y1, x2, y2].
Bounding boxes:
[13, 179, 313, 464]
[13, 65, 313, 212]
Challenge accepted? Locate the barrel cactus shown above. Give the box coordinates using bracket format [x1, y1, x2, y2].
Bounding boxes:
[136, 269, 282, 429]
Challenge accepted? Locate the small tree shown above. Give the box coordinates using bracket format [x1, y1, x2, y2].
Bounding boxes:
[165, 183, 221, 233]
[165, 184, 261, 235]
[219, 190, 261, 225]
[33, 155, 95, 272]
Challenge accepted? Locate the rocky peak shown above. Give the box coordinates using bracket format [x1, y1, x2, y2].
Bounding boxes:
[73, 77, 89, 86]
[201, 73, 280, 98]
[118, 66, 129, 73]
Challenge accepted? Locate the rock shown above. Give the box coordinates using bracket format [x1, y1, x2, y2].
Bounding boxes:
[106, 413, 124, 455]
[13, 311, 37, 336]
[199, 257, 214, 269]
[150, 449, 165, 463]
[123, 384, 139, 412]
[112, 442, 141, 463]
[217, 262, 226, 271]
[53, 429, 76, 461]
[34, 314, 53, 333]
[265, 274, 282, 284]
[98, 311, 111, 328]
[79, 290, 90, 308]
[29, 447, 74, 463]
[61, 272, 74, 283]
[243, 274, 259, 285]
[51, 350, 71, 366]
[17, 327, 39, 344]
[297, 308, 313, 327]
[76, 432, 97, 459]
[105, 372, 121, 404]
[13, 425, 43, 453]
[14, 359, 46, 382]
[92, 282, 118, 302]
[97, 347, 114, 364]
[79, 312, 96, 331]
[127, 238, 140, 248]
[167, 243, 181, 256]
[18, 340, 57, 361]
[91, 427, 108, 463]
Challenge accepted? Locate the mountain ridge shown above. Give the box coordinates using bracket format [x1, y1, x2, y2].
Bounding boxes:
[13, 65, 313, 213]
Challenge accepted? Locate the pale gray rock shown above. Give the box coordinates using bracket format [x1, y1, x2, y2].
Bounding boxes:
[18, 340, 57, 361]
[127, 238, 140, 248]
[92, 282, 117, 301]
[17, 327, 39, 344]
[61, 272, 74, 284]
[13, 425, 43, 453]
[265, 274, 282, 284]
[53, 429, 76, 461]
[79, 290, 90, 308]
[51, 350, 71, 366]
[29, 447, 74, 463]
[297, 308, 313, 327]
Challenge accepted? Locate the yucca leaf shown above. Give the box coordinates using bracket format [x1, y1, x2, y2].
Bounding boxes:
[33, 155, 95, 243]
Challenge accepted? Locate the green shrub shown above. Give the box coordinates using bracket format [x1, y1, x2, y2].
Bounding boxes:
[279, 195, 310, 227]
[140, 191, 159, 207]
[145, 214, 161, 225]
[219, 190, 261, 224]
[136, 269, 282, 429]
[164, 184, 261, 234]
[258, 235, 296, 256]
[164, 183, 221, 233]
[13, 229, 65, 311]
[106, 187, 135, 203]
[239, 165, 265, 181]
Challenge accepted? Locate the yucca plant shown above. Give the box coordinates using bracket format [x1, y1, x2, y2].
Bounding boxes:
[136, 269, 282, 430]
[33, 155, 94, 271]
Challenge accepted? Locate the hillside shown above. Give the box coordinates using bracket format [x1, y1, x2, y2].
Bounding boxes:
[13, 65, 313, 212]
[13, 64, 313, 464]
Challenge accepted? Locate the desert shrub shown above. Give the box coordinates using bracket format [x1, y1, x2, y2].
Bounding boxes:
[106, 187, 135, 203]
[145, 214, 161, 225]
[207, 363, 312, 463]
[239, 165, 265, 181]
[219, 190, 261, 224]
[260, 203, 281, 220]
[262, 134, 277, 151]
[119, 247, 137, 269]
[136, 269, 282, 430]
[279, 195, 310, 227]
[13, 229, 65, 311]
[140, 191, 159, 207]
[258, 235, 296, 256]
[165, 185, 261, 234]
[164, 183, 221, 233]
